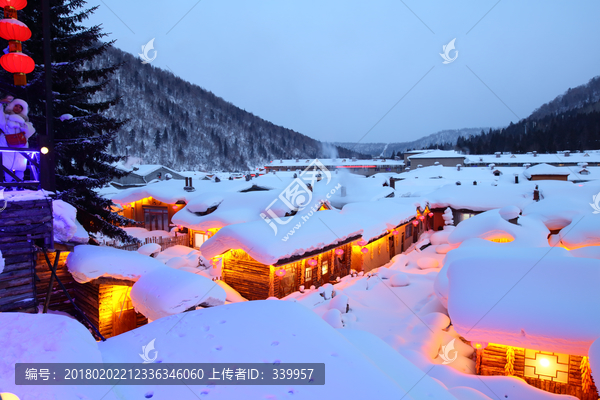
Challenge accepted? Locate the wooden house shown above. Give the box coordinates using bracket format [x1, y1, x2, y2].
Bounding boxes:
[523, 163, 571, 181]
[219, 237, 357, 300]
[447, 254, 600, 400]
[72, 277, 147, 339]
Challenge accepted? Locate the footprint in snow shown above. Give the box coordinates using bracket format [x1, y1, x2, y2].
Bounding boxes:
[203, 326, 210, 331]
[219, 320, 226, 324]
[271, 341, 279, 346]
[144, 391, 154, 398]
[215, 345, 223, 351]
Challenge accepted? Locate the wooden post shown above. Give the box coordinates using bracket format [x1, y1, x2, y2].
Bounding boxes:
[42, 250, 61, 313]
[476, 348, 483, 375]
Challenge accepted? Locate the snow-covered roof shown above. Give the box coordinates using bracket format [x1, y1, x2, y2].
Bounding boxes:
[115, 162, 182, 177]
[130, 267, 226, 320]
[109, 174, 287, 205]
[447, 250, 600, 356]
[522, 163, 572, 178]
[407, 150, 465, 159]
[465, 150, 600, 165]
[200, 194, 419, 266]
[265, 157, 404, 168]
[66, 245, 167, 283]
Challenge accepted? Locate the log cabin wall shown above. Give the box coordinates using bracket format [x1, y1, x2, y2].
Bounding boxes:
[121, 197, 185, 230]
[479, 344, 598, 400]
[0, 198, 53, 313]
[72, 280, 147, 339]
[35, 251, 75, 314]
[362, 235, 391, 273]
[222, 250, 271, 300]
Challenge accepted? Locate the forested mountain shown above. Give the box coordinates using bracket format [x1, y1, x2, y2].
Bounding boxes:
[529, 76, 600, 120]
[454, 75, 600, 154]
[334, 127, 487, 156]
[90, 47, 363, 171]
[455, 102, 600, 154]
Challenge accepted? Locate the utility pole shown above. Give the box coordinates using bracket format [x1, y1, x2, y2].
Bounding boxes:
[40, 0, 56, 192]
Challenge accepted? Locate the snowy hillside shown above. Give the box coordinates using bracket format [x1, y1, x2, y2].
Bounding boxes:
[90, 47, 364, 172]
[529, 75, 600, 120]
[333, 127, 487, 157]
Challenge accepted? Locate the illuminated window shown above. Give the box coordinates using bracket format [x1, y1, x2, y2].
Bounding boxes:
[305, 267, 312, 282]
[524, 350, 569, 383]
[321, 260, 328, 275]
[194, 232, 208, 248]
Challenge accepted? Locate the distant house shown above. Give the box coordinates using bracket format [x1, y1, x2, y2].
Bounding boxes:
[407, 150, 466, 168]
[523, 163, 571, 181]
[112, 164, 185, 188]
[264, 158, 404, 177]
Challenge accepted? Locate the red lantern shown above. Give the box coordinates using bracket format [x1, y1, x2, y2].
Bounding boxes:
[0, 52, 34, 85]
[335, 248, 344, 256]
[0, 19, 30, 52]
[391, 230, 398, 235]
[418, 215, 425, 221]
[361, 247, 369, 254]
[275, 268, 286, 278]
[307, 259, 317, 267]
[357, 239, 367, 246]
[428, 212, 434, 218]
[0, 0, 27, 18]
[412, 220, 419, 226]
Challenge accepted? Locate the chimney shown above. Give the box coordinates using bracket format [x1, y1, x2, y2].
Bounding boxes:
[533, 151, 537, 157]
[184, 177, 196, 192]
[389, 178, 395, 189]
[456, 164, 461, 171]
[489, 163, 495, 170]
[533, 185, 540, 201]
[473, 181, 477, 185]
[514, 174, 519, 184]
[495, 152, 501, 158]
[523, 163, 531, 169]
[564, 150, 570, 157]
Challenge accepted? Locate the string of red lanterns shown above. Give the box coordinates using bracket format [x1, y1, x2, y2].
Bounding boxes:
[0, 0, 34, 86]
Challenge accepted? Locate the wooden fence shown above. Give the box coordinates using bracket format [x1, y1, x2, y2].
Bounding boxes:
[109, 233, 190, 252]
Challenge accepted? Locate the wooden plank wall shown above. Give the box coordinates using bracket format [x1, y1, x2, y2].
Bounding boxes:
[0, 198, 53, 313]
[481, 345, 599, 400]
[34, 251, 75, 314]
[222, 250, 270, 300]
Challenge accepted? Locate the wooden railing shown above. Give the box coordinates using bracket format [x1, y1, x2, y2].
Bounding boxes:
[0, 147, 41, 189]
[110, 233, 190, 252]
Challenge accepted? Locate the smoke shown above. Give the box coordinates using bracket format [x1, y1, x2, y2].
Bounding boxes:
[321, 142, 339, 159]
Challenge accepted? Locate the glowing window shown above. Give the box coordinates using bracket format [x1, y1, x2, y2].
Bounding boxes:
[322, 260, 328, 275]
[523, 350, 569, 384]
[305, 267, 312, 282]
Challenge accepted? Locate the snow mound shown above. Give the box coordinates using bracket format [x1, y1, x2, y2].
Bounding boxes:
[449, 386, 494, 400]
[436, 244, 455, 254]
[498, 205, 520, 221]
[560, 214, 600, 250]
[137, 242, 161, 256]
[430, 226, 454, 245]
[52, 200, 88, 243]
[570, 246, 600, 260]
[417, 257, 439, 269]
[322, 308, 343, 328]
[130, 267, 226, 321]
[66, 245, 166, 283]
[329, 293, 349, 313]
[98, 301, 430, 399]
[215, 280, 248, 303]
[0, 313, 110, 400]
[389, 272, 410, 287]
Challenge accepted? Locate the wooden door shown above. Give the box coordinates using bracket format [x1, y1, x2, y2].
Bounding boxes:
[388, 236, 395, 258]
[144, 206, 169, 231]
[111, 287, 137, 336]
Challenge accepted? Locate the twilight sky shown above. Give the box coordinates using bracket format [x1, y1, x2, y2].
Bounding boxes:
[85, 0, 600, 144]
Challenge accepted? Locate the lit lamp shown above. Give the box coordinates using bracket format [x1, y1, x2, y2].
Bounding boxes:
[334, 248, 344, 256]
[307, 259, 317, 267]
[361, 247, 369, 254]
[412, 220, 419, 226]
[275, 268, 286, 277]
[0, 0, 34, 86]
[40, 146, 48, 154]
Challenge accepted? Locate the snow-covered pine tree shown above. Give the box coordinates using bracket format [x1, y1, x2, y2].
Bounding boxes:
[0, 0, 137, 242]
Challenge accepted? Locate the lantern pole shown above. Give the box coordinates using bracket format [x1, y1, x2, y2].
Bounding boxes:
[39, 0, 55, 192]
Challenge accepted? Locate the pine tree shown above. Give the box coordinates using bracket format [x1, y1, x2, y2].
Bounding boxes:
[0, 0, 137, 242]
